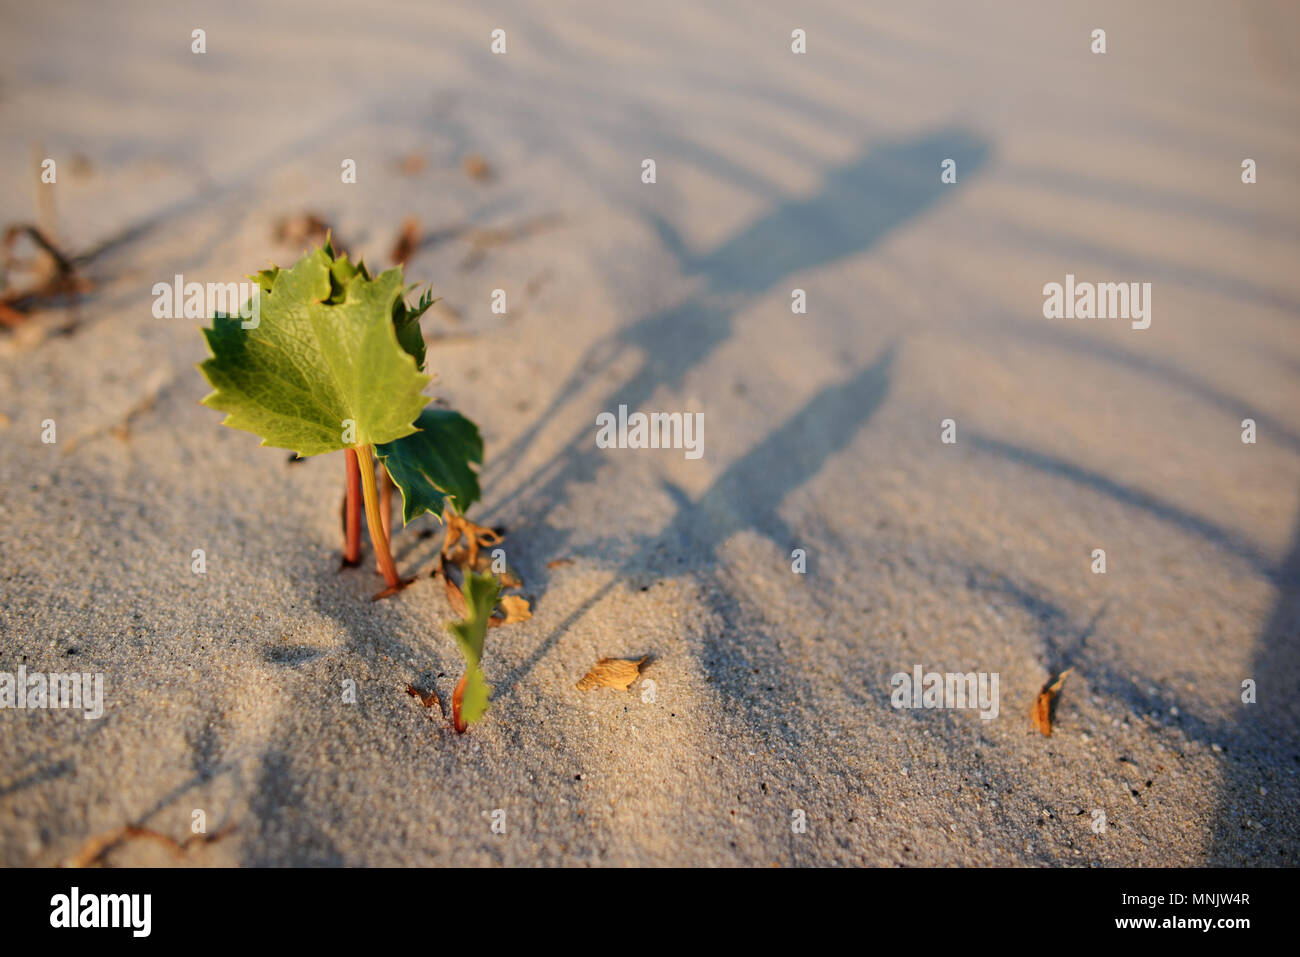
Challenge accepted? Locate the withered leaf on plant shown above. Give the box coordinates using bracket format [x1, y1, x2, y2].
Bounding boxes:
[576, 656, 648, 692]
[441, 562, 529, 628]
[440, 513, 522, 588]
[1031, 668, 1074, 737]
[441, 512, 503, 572]
[441, 564, 469, 618]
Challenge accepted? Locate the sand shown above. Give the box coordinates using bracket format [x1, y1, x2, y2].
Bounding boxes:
[1, 0, 1298, 866]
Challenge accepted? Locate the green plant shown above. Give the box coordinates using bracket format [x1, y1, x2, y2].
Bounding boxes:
[198, 241, 481, 597]
[448, 571, 501, 732]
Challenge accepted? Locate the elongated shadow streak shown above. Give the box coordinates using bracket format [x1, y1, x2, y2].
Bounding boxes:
[984, 319, 1300, 455]
[1209, 491, 1300, 864]
[941, 566, 1290, 862]
[968, 433, 1278, 580]
[995, 218, 1300, 317]
[484, 128, 991, 511]
[969, 433, 1300, 862]
[242, 747, 345, 866]
[499, 346, 896, 751]
[0, 759, 73, 801]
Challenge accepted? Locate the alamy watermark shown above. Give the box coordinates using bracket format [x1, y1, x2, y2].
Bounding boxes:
[50, 887, 150, 937]
[1042, 273, 1151, 330]
[595, 405, 703, 459]
[1, 666, 104, 719]
[890, 665, 999, 720]
[152, 274, 260, 328]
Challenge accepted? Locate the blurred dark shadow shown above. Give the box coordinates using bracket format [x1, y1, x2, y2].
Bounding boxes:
[496, 344, 897, 751]
[486, 127, 991, 514]
[482, 126, 992, 753]
[1209, 491, 1300, 864]
[967, 432, 1300, 863]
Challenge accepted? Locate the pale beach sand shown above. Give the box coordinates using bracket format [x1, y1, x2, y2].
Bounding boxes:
[0, 0, 1298, 865]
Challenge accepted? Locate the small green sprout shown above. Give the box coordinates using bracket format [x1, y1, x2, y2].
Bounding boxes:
[448, 571, 501, 732]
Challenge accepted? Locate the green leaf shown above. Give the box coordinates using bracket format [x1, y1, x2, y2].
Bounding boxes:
[405, 287, 438, 324]
[198, 246, 431, 457]
[391, 286, 436, 370]
[327, 252, 371, 294]
[458, 663, 491, 725]
[375, 407, 483, 523]
[449, 571, 500, 724]
[252, 266, 279, 293]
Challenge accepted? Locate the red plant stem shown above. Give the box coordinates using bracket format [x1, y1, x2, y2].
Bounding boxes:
[343, 449, 362, 566]
[452, 673, 468, 733]
[354, 444, 402, 589]
[379, 466, 394, 556]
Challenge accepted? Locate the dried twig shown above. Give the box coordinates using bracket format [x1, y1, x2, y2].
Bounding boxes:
[65, 823, 235, 867]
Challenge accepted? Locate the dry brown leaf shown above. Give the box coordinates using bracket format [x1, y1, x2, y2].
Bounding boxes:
[405, 683, 440, 710]
[497, 595, 532, 625]
[437, 520, 532, 625]
[390, 217, 420, 265]
[547, 558, 574, 569]
[399, 153, 427, 175]
[441, 511, 504, 572]
[576, 656, 647, 692]
[1031, 667, 1074, 736]
[462, 153, 491, 181]
[442, 567, 468, 618]
[438, 553, 501, 622]
[469, 549, 522, 588]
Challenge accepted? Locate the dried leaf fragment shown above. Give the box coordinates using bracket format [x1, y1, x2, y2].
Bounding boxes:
[390, 217, 421, 265]
[496, 595, 532, 625]
[576, 656, 647, 692]
[441, 511, 503, 572]
[1031, 667, 1074, 736]
[442, 565, 468, 618]
[405, 683, 440, 710]
[462, 153, 492, 181]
